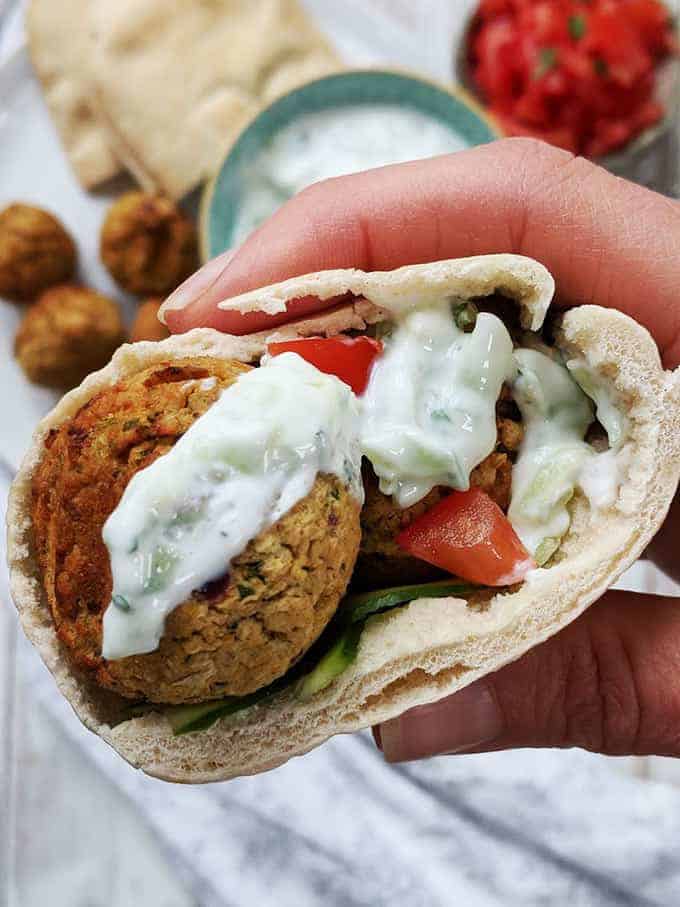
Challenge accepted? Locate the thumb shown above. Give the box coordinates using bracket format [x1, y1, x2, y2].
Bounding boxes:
[375, 590, 680, 763]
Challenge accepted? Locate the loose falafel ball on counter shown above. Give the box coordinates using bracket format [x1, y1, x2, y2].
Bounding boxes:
[32, 358, 361, 704]
[100, 192, 198, 296]
[14, 285, 126, 390]
[353, 399, 524, 590]
[0, 203, 76, 301]
[130, 298, 170, 343]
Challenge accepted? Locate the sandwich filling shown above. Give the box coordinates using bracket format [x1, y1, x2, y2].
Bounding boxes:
[102, 297, 625, 660]
[30, 289, 627, 727]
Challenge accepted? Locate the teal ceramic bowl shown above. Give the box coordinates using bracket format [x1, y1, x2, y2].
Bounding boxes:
[201, 69, 499, 261]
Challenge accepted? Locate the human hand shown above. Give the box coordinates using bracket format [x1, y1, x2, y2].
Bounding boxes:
[163, 137, 680, 763]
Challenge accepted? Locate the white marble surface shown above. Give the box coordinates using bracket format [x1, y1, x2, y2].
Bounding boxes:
[8, 617, 680, 907]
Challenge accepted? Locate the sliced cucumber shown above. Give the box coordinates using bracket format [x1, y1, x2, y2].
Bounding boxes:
[295, 622, 363, 701]
[295, 579, 474, 700]
[167, 686, 276, 735]
[158, 579, 477, 733]
[340, 578, 476, 624]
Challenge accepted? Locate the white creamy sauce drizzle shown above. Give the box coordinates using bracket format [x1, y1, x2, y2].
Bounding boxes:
[231, 106, 467, 244]
[361, 305, 515, 507]
[508, 349, 627, 563]
[566, 357, 627, 449]
[508, 349, 594, 562]
[103, 301, 628, 659]
[102, 354, 362, 660]
[579, 447, 628, 510]
[567, 356, 629, 512]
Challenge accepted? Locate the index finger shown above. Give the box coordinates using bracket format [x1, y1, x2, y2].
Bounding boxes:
[163, 138, 680, 369]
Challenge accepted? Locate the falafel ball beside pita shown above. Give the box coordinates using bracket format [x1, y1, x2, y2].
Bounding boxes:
[8, 255, 679, 782]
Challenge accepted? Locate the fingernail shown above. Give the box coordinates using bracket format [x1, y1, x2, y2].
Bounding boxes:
[161, 247, 237, 315]
[378, 680, 503, 764]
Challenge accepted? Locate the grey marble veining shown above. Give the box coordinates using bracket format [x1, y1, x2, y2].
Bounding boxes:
[15, 636, 680, 907]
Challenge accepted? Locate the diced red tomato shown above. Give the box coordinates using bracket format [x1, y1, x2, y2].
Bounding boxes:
[472, 18, 522, 109]
[267, 335, 383, 395]
[469, 0, 675, 157]
[517, 2, 570, 45]
[625, 0, 677, 55]
[396, 487, 535, 587]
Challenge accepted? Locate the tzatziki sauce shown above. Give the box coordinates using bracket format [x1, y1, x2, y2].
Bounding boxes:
[102, 354, 362, 660]
[567, 358, 629, 510]
[579, 447, 628, 511]
[231, 105, 467, 244]
[509, 349, 629, 563]
[361, 304, 515, 507]
[566, 357, 627, 450]
[508, 349, 594, 562]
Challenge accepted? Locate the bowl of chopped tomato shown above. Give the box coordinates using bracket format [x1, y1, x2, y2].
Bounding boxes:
[459, 0, 678, 189]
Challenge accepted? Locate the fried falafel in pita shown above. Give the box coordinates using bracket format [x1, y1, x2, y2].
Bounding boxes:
[8, 255, 679, 782]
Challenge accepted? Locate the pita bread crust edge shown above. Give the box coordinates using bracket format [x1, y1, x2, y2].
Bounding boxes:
[8, 255, 679, 782]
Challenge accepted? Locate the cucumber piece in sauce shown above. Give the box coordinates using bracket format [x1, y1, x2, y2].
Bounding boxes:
[509, 348, 593, 560]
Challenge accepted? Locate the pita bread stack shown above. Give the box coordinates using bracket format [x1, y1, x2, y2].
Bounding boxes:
[26, 0, 122, 188]
[27, 0, 340, 197]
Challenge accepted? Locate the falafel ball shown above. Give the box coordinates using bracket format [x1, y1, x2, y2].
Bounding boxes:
[100, 192, 198, 295]
[14, 285, 126, 390]
[0, 203, 76, 301]
[32, 357, 361, 704]
[130, 298, 170, 343]
[354, 463, 449, 589]
[353, 403, 524, 590]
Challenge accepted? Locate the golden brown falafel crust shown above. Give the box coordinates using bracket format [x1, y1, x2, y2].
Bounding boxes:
[100, 193, 198, 296]
[354, 464, 449, 589]
[0, 203, 76, 301]
[130, 298, 170, 343]
[31, 356, 361, 703]
[14, 285, 126, 390]
[111, 473, 359, 702]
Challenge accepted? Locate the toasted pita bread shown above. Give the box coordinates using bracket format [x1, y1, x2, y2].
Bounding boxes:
[27, 0, 121, 189]
[8, 255, 679, 782]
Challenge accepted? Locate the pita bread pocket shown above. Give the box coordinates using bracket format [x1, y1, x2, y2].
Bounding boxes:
[8, 254, 679, 782]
